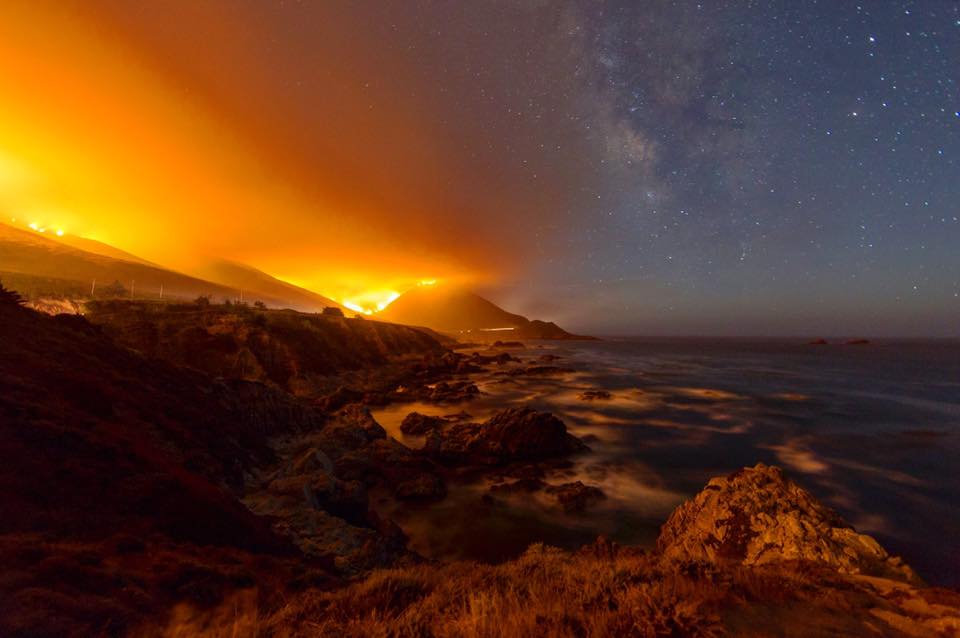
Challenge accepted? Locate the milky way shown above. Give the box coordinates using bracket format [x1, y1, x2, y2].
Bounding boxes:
[482, 1, 960, 335]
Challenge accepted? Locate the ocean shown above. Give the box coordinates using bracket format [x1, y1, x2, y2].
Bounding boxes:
[373, 338, 960, 587]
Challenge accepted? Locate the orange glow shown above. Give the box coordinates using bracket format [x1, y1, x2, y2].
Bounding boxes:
[341, 290, 402, 315]
[0, 1, 503, 302]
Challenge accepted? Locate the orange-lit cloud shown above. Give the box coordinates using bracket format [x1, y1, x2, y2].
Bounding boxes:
[0, 1, 574, 302]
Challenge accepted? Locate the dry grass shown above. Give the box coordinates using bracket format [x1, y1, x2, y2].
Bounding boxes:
[260, 545, 726, 638]
[139, 541, 959, 638]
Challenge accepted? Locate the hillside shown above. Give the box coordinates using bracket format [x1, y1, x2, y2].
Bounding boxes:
[0, 222, 344, 311]
[193, 259, 347, 313]
[377, 284, 590, 340]
[0, 297, 335, 636]
[2, 289, 958, 636]
[51, 233, 158, 266]
[0, 294, 458, 636]
[85, 299, 448, 397]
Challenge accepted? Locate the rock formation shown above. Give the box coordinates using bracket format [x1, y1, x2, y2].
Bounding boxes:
[657, 463, 919, 583]
[400, 412, 448, 435]
[545, 481, 607, 513]
[425, 407, 588, 466]
[578, 389, 612, 401]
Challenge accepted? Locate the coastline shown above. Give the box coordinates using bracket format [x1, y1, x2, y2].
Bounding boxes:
[2, 300, 958, 636]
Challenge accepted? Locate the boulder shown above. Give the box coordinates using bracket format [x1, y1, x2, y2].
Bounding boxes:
[400, 412, 448, 435]
[657, 463, 919, 583]
[394, 473, 447, 501]
[334, 438, 446, 497]
[545, 481, 606, 513]
[468, 352, 517, 366]
[313, 405, 387, 457]
[315, 386, 365, 413]
[578, 390, 612, 401]
[427, 408, 588, 465]
[423, 380, 480, 403]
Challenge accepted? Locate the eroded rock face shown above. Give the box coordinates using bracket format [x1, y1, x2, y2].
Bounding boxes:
[500, 365, 575, 377]
[578, 390, 612, 401]
[311, 405, 387, 457]
[426, 407, 588, 466]
[400, 412, 448, 435]
[657, 463, 919, 583]
[545, 481, 607, 513]
[422, 380, 480, 403]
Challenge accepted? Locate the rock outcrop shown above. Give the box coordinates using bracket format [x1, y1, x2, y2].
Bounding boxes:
[657, 463, 919, 583]
[578, 389, 612, 401]
[426, 407, 588, 466]
[545, 481, 607, 513]
[84, 300, 447, 397]
[400, 412, 448, 435]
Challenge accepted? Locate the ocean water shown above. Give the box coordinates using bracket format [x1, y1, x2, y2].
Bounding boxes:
[372, 338, 960, 587]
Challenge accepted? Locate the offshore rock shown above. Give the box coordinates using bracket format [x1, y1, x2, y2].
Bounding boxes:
[578, 390, 612, 401]
[426, 407, 588, 466]
[545, 481, 607, 513]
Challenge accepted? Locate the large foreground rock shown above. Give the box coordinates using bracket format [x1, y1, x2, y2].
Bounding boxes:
[426, 407, 588, 465]
[657, 463, 919, 583]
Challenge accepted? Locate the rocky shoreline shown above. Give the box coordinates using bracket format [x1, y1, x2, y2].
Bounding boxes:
[2, 298, 958, 636]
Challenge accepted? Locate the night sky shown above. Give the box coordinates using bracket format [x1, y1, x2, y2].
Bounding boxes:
[3, 1, 958, 335]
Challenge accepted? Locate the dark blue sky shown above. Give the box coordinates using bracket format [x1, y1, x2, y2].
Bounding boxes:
[477, 1, 960, 335]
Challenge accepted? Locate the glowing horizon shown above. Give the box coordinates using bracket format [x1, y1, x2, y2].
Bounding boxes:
[0, 1, 507, 306]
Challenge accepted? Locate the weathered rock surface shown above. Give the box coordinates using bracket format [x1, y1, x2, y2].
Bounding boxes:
[400, 412, 449, 435]
[426, 407, 588, 466]
[421, 380, 480, 403]
[578, 389, 612, 401]
[657, 463, 919, 583]
[469, 351, 517, 365]
[310, 405, 387, 457]
[499, 365, 575, 377]
[545, 481, 607, 513]
[84, 300, 447, 397]
[394, 473, 447, 501]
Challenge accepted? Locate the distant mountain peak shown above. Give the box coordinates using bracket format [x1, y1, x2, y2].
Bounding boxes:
[377, 283, 591, 340]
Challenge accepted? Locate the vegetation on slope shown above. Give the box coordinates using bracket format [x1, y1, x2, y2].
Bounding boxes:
[151, 539, 960, 638]
[85, 300, 447, 396]
[0, 299, 451, 637]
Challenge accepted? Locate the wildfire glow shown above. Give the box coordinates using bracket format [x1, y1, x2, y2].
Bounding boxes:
[342, 301, 371, 315]
[340, 290, 401, 316]
[0, 3, 494, 301]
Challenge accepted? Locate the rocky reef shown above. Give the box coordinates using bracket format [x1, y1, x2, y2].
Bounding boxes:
[203, 466, 960, 637]
[2, 296, 957, 637]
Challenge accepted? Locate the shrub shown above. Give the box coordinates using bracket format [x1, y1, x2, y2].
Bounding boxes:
[0, 280, 24, 306]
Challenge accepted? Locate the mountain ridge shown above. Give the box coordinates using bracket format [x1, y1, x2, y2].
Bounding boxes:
[0, 222, 345, 312]
[377, 284, 592, 341]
